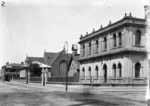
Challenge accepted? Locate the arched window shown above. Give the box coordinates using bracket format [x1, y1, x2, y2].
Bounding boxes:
[82, 68, 85, 78]
[96, 40, 99, 53]
[83, 45, 85, 57]
[113, 34, 117, 47]
[89, 42, 92, 55]
[118, 63, 122, 77]
[113, 64, 116, 78]
[118, 32, 122, 46]
[103, 64, 107, 83]
[59, 60, 67, 77]
[135, 62, 141, 78]
[88, 67, 91, 78]
[95, 66, 99, 78]
[104, 37, 107, 50]
[135, 30, 141, 46]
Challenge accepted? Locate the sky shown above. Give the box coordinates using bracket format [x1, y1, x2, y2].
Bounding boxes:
[0, 0, 149, 67]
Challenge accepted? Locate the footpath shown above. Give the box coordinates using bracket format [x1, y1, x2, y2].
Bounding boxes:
[3, 80, 148, 93]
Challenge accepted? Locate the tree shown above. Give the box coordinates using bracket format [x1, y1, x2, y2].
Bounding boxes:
[29, 63, 41, 77]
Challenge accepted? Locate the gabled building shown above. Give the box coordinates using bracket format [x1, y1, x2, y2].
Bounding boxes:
[26, 44, 80, 82]
[78, 13, 148, 84]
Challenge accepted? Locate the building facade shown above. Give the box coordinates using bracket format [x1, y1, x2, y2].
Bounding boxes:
[79, 13, 148, 84]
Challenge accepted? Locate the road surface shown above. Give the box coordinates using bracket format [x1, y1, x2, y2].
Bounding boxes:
[0, 81, 148, 106]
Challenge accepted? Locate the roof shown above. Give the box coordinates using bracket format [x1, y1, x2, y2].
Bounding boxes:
[79, 15, 146, 43]
[5, 63, 26, 69]
[32, 61, 51, 68]
[44, 51, 62, 66]
[26, 57, 45, 64]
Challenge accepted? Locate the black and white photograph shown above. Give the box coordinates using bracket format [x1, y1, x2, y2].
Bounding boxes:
[0, 0, 150, 106]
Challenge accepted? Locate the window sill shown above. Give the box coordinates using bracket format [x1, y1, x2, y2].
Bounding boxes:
[110, 78, 123, 80]
[133, 45, 144, 48]
[110, 46, 123, 50]
[102, 49, 108, 52]
[133, 78, 146, 80]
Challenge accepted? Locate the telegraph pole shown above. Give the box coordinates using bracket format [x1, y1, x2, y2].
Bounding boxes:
[64, 41, 68, 91]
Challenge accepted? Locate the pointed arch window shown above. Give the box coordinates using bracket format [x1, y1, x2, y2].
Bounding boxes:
[88, 67, 92, 78]
[95, 66, 99, 78]
[82, 68, 85, 78]
[113, 64, 116, 78]
[135, 62, 141, 78]
[135, 30, 141, 46]
[118, 63, 122, 78]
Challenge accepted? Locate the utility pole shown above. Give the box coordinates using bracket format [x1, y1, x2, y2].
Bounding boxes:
[64, 41, 68, 91]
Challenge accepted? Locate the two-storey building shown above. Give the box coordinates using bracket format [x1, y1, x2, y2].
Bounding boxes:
[79, 13, 148, 84]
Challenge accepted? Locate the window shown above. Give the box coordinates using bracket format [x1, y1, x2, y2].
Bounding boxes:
[88, 67, 91, 78]
[135, 30, 141, 46]
[82, 45, 85, 57]
[96, 40, 99, 53]
[89, 42, 92, 55]
[95, 66, 99, 78]
[118, 63, 122, 77]
[113, 34, 117, 47]
[59, 60, 67, 77]
[104, 37, 107, 50]
[118, 32, 122, 46]
[135, 62, 141, 78]
[82, 68, 85, 78]
[113, 64, 116, 78]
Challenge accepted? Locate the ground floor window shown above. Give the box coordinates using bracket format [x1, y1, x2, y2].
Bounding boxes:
[135, 62, 141, 78]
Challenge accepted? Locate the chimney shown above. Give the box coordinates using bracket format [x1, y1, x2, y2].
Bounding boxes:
[6, 62, 9, 65]
[72, 44, 78, 55]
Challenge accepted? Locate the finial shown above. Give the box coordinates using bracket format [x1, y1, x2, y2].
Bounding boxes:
[93, 28, 95, 32]
[124, 13, 127, 17]
[129, 12, 132, 17]
[109, 20, 111, 25]
[86, 32, 88, 35]
[80, 35, 83, 38]
[100, 25, 103, 29]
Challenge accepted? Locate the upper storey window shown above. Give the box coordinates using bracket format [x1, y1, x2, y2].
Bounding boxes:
[96, 40, 99, 53]
[89, 42, 92, 55]
[113, 34, 117, 47]
[104, 37, 107, 50]
[82, 44, 85, 57]
[135, 30, 141, 46]
[118, 32, 122, 46]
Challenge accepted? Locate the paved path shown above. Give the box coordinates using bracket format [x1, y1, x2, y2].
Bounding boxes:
[0, 81, 148, 106]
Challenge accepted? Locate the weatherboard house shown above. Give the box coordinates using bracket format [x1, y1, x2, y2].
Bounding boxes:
[78, 13, 148, 84]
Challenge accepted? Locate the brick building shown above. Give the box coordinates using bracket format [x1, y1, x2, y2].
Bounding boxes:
[78, 13, 148, 84]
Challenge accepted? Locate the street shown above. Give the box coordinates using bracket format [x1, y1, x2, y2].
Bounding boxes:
[0, 81, 148, 106]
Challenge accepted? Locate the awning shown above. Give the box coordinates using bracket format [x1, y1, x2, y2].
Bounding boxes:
[32, 61, 51, 68]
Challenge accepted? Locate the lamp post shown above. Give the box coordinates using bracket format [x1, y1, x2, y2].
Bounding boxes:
[64, 41, 68, 91]
[25, 61, 29, 84]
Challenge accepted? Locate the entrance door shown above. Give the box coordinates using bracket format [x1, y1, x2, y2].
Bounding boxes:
[103, 64, 107, 83]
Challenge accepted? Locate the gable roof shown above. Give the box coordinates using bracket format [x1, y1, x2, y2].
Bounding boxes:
[44, 51, 64, 66]
[26, 57, 45, 64]
[44, 52, 57, 65]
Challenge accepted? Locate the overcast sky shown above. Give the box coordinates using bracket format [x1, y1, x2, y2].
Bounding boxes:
[0, 0, 149, 67]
